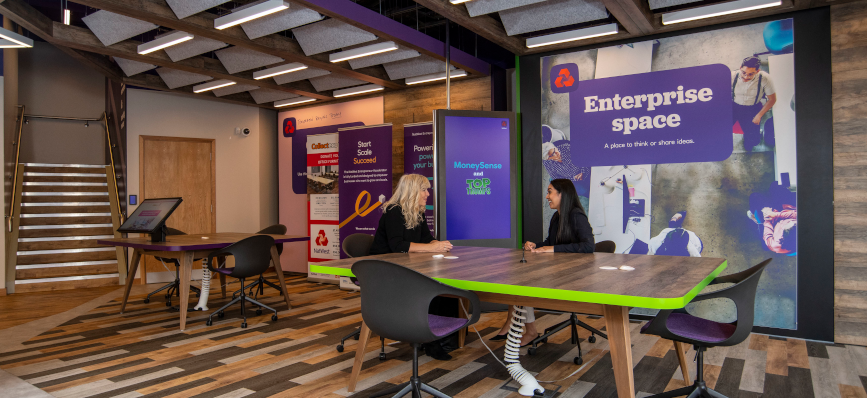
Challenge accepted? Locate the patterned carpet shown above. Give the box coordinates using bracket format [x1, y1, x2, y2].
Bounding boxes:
[1, 274, 865, 398]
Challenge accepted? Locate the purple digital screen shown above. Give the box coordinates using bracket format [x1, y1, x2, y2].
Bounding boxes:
[444, 116, 511, 240]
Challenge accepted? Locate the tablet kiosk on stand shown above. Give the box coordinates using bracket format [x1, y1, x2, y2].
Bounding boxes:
[117, 197, 184, 241]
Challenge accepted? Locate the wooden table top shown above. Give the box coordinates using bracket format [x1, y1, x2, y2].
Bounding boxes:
[308, 176, 334, 184]
[310, 246, 727, 309]
[97, 233, 310, 251]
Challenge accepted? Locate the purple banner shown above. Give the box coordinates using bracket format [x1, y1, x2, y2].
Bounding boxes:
[444, 116, 511, 240]
[338, 124, 393, 258]
[403, 123, 435, 232]
[562, 63, 733, 166]
[285, 121, 363, 194]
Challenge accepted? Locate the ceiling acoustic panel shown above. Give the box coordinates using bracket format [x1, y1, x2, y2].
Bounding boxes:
[648, 0, 703, 9]
[465, 0, 548, 17]
[155, 67, 214, 89]
[292, 18, 378, 56]
[163, 35, 229, 62]
[81, 10, 158, 47]
[215, 46, 285, 74]
[498, 0, 609, 36]
[382, 54, 455, 80]
[273, 67, 331, 85]
[166, 0, 232, 19]
[213, 84, 260, 97]
[113, 57, 156, 77]
[249, 89, 299, 104]
[347, 44, 420, 70]
[238, 0, 324, 39]
[309, 75, 368, 92]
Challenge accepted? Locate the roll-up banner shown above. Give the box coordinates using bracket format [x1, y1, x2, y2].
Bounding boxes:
[403, 122, 435, 232]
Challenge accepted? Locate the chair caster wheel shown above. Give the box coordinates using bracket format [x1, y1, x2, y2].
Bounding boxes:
[218, 312, 225, 318]
[206, 319, 213, 326]
[588, 335, 597, 343]
[541, 337, 548, 344]
[166, 301, 172, 307]
[528, 347, 537, 355]
[196, 293, 201, 297]
[574, 357, 583, 365]
[241, 323, 248, 328]
[379, 353, 387, 360]
[336, 345, 344, 353]
[144, 298, 150, 304]
[354, 334, 360, 340]
[256, 309, 263, 315]
[271, 314, 278, 321]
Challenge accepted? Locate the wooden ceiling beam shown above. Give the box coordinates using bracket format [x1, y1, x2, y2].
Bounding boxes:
[603, 0, 657, 35]
[413, 0, 526, 55]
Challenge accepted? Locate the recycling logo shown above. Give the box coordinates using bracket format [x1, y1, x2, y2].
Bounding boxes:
[550, 63, 579, 94]
[315, 229, 328, 246]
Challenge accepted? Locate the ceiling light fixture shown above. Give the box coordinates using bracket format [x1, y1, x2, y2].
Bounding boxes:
[0, 27, 34, 48]
[449, 0, 472, 4]
[406, 69, 468, 85]
[253, 62, 308, 80]
[275, 97, 317, 107]
[526, 23, 618, 48]
[333, 84, 384, 98]
[662, 0, 781, 25]
[63, 9, 71, 25]
[193, 79, 236, 93]
[329, 42, 398, 63]
[137, 31, 194, 55]
[214, 0, 290, 30]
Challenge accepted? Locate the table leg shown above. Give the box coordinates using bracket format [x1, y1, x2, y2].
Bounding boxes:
[675, 341, 691, 385]
[458, 298, 469, 348]
[120, 249, 143, 314]
[347, 321, 372, 392]
[603, 305, 635, 398]
[270, 246, 292, 310]
[178, 251, 194, 331]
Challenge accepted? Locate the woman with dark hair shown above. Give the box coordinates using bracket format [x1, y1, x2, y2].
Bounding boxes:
[732, 55, 777, 152]
[490, 179, 595, 345]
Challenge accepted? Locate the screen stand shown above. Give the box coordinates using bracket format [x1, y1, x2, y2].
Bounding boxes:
[150, 224, 167, 242]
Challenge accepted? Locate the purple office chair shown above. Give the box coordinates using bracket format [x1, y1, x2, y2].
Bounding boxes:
[640, 258, 772, 398]
[352, 259, 480, 398]
[205, 235, 278, 328]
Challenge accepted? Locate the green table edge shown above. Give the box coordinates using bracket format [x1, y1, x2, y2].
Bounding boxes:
[309, 260, 727, 309]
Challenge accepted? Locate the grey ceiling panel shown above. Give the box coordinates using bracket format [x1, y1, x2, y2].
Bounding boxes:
[163, 35, 229, 62]
[113, 57, 156, 77]
[648, 0, 702, 9]
[249, 89, 299, 104]
[382, 54, 454, 80]
[273, 67, 331, 85]
[155, 67, 214, 89]
[81, 10, 157, 47]
[213, 84, 260, 97]
[465, 0, 547, 17]
[292, 18, 378, 56]
[215, 46, 285, 74]
[166, 0, 232, 19]
[239, 1, 324, 39]
[499, 0, 609, 36]
[308, 75, 368, 91]
[347, 44, 420, 70]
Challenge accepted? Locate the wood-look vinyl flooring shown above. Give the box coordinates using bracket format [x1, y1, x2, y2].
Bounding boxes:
[0, 274, 865, 398]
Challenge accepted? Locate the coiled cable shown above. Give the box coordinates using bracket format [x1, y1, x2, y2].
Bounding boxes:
[193, 259, 211, 311]
[504, 305, 545, 396]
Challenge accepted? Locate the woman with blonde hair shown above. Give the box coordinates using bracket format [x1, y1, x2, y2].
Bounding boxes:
[370, 173, 452, 254]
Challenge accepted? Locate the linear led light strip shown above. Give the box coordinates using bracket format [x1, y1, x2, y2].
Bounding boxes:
[0, 26, 33, 48]
[329, 42, 398, 63]
[275, 97, 317, 107]
[333, 84, 384, 98]
[138, 31, 194, 55]
[215, 0, 290, 30]
[449, 0, 472, 4]
[662, 0, 781, 25]
[526, 23, 618, 48]
[63, 9, 71, 25]
[193, 79, 236, 93]
[406, 69, 468, 85]
[254, 62, 307, 80]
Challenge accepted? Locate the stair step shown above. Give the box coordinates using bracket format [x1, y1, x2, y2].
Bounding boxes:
[19, 223, 113, 230]
[22, 163, 107, 168]
[16, 259, 117, 269]
[19, 227, 115, 237]
[17, 247, 115, 256]
[16, 249, 117, 265]
[14, 274, 120, 293]
[24, 166, 107, 174]
[17, 237, 114, 251]
[24, 172, 108, 178]
[23, 196, 110, 204]
[22, 186, 109, 193]
[21, 206, 111, 214]
[24, 182, 107, 187]
[20, 216, 114, 226]
[24, 176, 109, 183]
[16, 263, 118, 280]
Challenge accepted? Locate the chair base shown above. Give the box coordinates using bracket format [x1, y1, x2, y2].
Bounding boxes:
[368, 343, 450, 398]
[207, 278, 278, 328]
[643, 381, 727, 398]
[528, 313, 607, 364]
[336, 326, 387, 360]
[145, 277, 201, 306]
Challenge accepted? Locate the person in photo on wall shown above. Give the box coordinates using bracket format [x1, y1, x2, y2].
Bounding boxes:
[648, 211, 703, 257]
[490, 179, 595, 346]
[542, 126, 591, 197]
[748, 205, 797, 254]
[732, 56, 777, 152]
[369, 174, 456, 360]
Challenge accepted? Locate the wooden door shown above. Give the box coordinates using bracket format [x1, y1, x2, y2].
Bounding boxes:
[140, 136, 216, 278]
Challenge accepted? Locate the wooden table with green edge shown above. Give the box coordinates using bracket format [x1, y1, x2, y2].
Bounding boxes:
[310, 246, 728, 398]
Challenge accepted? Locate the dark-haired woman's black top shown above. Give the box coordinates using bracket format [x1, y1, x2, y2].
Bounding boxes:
[534, 209, 595, 253]
[369, 205, 434, 255]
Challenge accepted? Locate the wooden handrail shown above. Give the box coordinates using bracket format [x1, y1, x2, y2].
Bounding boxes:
[102, 112, 124, 225]
[7, 105, 24, 233]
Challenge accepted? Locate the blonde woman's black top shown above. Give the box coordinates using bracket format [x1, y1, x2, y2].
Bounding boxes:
[370, 205, 434, 255]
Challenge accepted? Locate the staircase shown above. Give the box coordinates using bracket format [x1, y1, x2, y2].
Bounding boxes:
[12, 163, 121, 293]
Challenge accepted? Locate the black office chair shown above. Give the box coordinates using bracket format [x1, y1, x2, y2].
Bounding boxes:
[352, 259, 481, 398]
[234, 224, 287, 307]
[144, 227, 202, 307]
[335, 234, 387, 358]
[640, 259, 772, 398]
[527, 241, 615, 365]
[205, 235, 279, 328]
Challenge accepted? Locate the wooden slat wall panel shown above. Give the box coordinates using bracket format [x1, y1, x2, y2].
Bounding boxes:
[832, 1, 867, 345]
